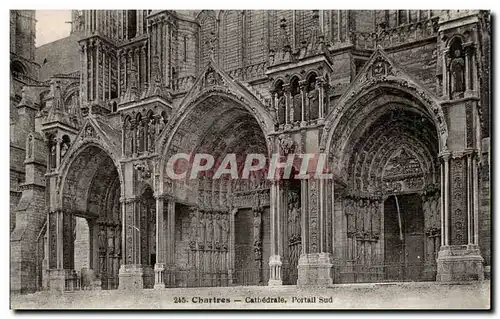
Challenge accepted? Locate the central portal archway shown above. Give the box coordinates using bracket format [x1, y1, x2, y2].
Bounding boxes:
[161, 92, 273, 287]
[59, 144, 123, 290]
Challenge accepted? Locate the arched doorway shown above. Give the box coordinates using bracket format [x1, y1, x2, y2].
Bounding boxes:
[59, 144, 123, 290]
[326, 85, 442, 283]
[160, 90, 273, 287]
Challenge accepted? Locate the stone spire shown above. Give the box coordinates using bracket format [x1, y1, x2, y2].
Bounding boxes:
[146, 55, 172, 101]
[121, 58, 139, 104]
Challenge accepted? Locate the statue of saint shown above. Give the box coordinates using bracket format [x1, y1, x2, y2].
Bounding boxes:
[198, 213, 206, 242]
[148, 118, 155, 152]
[221, 214, 229, 244]
[292, 93, 301, 122]
[287, 202, 294, 239]
[68, 94, 79, 118]
[355, 200, 364, 235]
[61, 142, 69, 159]
[374, 201, 381, 236]
[277, 94, 286, 125]
[50, 144, 57, 169]
[125, 127, 133, 155]
[27, 135, 33, 159]
[206, 214, 214, 243]
[293, 201, 301, 239]
[307, 81, 319, 120]
[450, 49, 465, 98]
[115, 229, 121, 255]
[137, 123, 145, 153]
[215, 214, 222, 242]
[107, 228, 115, 254]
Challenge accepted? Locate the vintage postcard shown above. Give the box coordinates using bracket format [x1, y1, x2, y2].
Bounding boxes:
[9, 9, 491, 310]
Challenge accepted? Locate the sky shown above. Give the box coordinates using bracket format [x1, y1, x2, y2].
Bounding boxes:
[36, 10, 71, 47]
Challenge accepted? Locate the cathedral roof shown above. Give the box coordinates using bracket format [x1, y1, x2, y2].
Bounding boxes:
[36, 31, 84, 81]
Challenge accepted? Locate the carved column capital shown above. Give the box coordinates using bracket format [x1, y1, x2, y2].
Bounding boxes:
[298, 80, 307, 90]
[282, 83, 291, 93]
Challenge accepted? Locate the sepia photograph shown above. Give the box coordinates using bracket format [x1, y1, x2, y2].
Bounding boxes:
[8, 8, 491, 310]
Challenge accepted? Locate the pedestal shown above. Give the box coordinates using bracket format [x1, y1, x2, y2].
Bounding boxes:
[297, 253, 333, 287]
[436, 245, 484, 282]
[47, 269, 67, 292]
[268, 255, 283, 286]
[118, 264, 144, 290]
[153, 263, 166, 289]
[165, 264, 177, 287]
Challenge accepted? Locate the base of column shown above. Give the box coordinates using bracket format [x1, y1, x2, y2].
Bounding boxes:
[484, 266, 491, 280]
[165, 264, 177, 287]
[81, 268, 101, 290]
[118, 264, 144, 290]
[297, 253, 333, 287]
[153, 263, 166, 290]
[436, 245, 484, 282]
[47, 269, 67, 292]
[228, 269, 234, 285]
[268, 255, 283, 286]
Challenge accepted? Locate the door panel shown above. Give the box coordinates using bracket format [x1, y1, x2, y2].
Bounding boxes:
[384, 194, 424, 282]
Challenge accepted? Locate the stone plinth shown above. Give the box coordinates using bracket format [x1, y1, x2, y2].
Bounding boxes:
[47, 269, 67, 292]
[118, 264, 144, 290]
[297, 253, 333, 287]
[154, 263, 166, 289]
[268, 255, 283, 286]
[436, 245, 484, 282]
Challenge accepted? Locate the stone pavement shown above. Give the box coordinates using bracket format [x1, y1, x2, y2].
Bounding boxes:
[11, 281, 490, 310]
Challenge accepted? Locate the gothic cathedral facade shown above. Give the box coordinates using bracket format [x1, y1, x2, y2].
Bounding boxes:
[10, 10, 491, 293]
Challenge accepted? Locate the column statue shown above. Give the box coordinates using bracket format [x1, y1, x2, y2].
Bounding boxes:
[277, 94, 286, 125]
[287, 202, 294, 240]
[307, 81, 319, 120]
[206, 213, 214, 243]
[198, 212, 206, 243]
[292, 92, 301, 122]
[148, 118, 155, 152]
[215, 213, 222, 243]
[221, 214, 229, 244]
[450, 48, 465, 98]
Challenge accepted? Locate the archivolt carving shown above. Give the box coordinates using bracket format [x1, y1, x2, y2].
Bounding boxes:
[321, 48, 449, 156]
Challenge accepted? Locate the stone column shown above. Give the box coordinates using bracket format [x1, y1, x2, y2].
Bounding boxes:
[270, 91, 277, 122]
[317, 77, 326, 121]
[95, 39, 101, 102]
[443, 152, 450, 245]
[283, 84, 291, 127]
[153, 195, 166, 289]
[299, 80, 307, 126]
[268, 179, 282, 286]
[46, 210, 75, 291]
[442, 49, 449, 99]
[298, 177, 333, 287]
[318, 177, 333, 285]
[464, 43, 473, 94]
[118, 197, 144, 289]
[437, 152, 484, 282]
[55, 137, 62, 170]
[81, 43, 88, 104]
[228, 208, 237, 285]
[472, 154, 479, 246]
[165, 198, 176, 287]
[141, 45, 147, 89]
